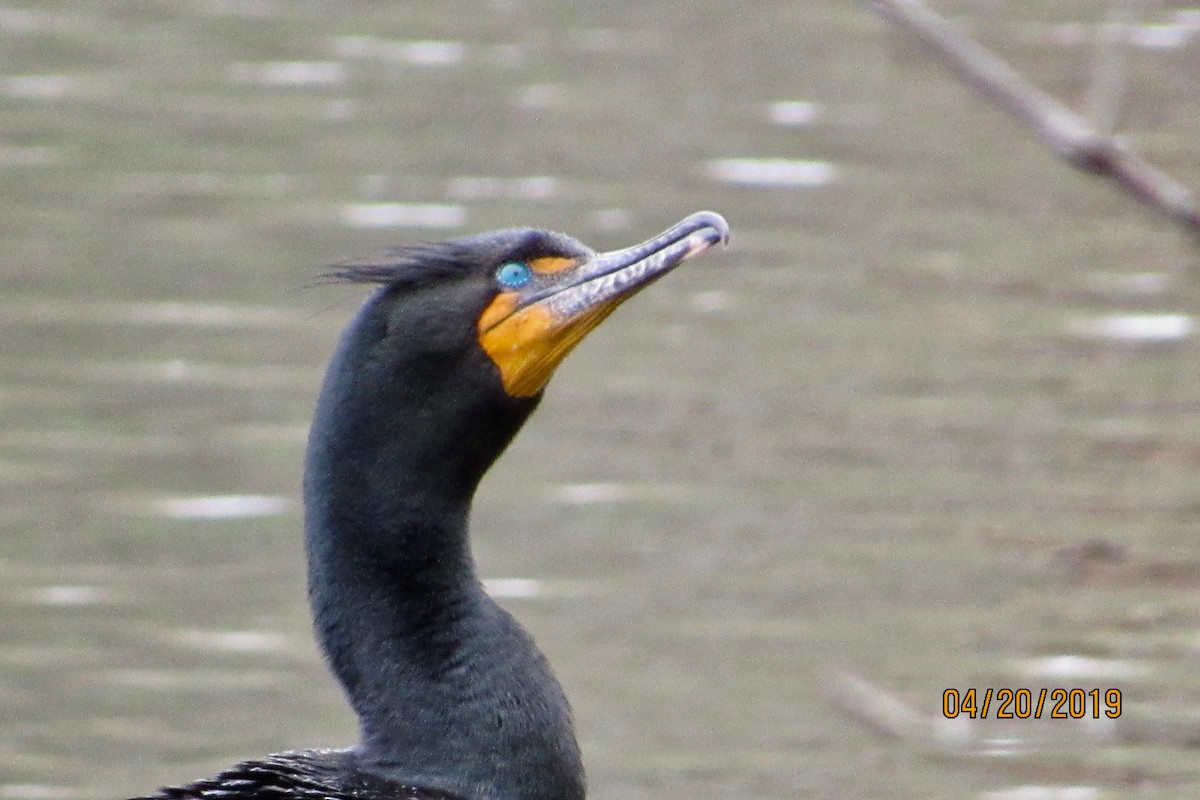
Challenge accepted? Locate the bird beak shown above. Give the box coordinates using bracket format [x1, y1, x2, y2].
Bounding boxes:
[478, 211, 730, 398]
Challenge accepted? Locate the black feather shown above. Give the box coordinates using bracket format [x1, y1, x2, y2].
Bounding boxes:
[134, 750, 466, 800]
[323, 229, 592, 286]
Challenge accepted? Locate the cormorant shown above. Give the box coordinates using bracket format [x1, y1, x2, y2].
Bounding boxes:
[131, 211, 730, 800]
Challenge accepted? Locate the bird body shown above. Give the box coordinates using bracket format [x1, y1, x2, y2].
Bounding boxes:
[137, 750, 465, 800]
[133, 212, 730, 800]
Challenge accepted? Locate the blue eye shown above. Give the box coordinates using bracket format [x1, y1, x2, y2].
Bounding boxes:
[495, 260, 533, 289]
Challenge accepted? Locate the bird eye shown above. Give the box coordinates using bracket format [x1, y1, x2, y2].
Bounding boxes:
[494, 261, 533, 289]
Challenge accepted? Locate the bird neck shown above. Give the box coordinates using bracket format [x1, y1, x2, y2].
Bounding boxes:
[303, 508, 584, 800]
[301, 295, 584, 800]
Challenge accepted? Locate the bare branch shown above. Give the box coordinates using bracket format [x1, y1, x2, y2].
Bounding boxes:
[869, 0, 1200, 239]
[826, 668, 959, 747]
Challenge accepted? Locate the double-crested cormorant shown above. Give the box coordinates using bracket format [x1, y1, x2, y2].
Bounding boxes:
[132, 211, 730, 800]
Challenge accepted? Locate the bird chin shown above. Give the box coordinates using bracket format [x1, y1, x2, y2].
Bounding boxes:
[477, 297, 620, 398]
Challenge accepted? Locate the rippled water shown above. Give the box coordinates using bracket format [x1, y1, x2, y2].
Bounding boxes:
[3, 2, 1200, 799]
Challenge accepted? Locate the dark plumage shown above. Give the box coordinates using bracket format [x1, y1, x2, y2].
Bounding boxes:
[136, 751, 463, 800]
[130, 212, 729, 800]
[325, 228, 592, 286]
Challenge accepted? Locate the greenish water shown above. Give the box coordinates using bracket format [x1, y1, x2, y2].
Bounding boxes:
[3, 2, 1199, 799]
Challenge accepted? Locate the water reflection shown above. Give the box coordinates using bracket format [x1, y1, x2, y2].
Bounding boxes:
[341, 202, 466, 229]
[707, 158, 837, 189]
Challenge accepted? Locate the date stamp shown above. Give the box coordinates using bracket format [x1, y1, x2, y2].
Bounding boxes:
[942, 688, 1122, 719]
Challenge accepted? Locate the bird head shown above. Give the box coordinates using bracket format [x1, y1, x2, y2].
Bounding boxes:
[329, 210, 730, 400]
[312, 211, 729, 513]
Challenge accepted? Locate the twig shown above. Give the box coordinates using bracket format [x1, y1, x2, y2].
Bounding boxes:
[825, 667, 969, 750]
[868, 0, 1200, 240]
